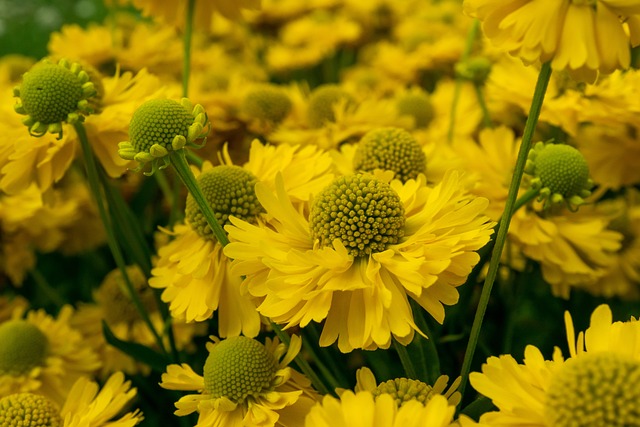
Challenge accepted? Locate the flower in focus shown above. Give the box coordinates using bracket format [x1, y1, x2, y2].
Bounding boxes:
[160, 335, 318, 427]
[225, 170, 494, 352]
[0, 372, 143, 427]
[463, 0, 640, 82]
[0, 306, 100, 404]
[461, 304, 640, 427]
[305, 390, 455, 427]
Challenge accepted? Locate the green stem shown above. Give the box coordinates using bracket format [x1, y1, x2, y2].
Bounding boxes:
[474, 84, 493, 128]
[74, 121, 168, 357]
[30, 269, 66, 308]
[394, 339, 418, 380]
[168, 150, 229, 247]
[448, 19, 480, 143]
[185, 149, 204, 168]
[270, 323, 331, 395]
[299, 329, 343, 391]
[457, 62, 552, 404]
[182, 0, 196, 97]
[410, 301, 441, 385]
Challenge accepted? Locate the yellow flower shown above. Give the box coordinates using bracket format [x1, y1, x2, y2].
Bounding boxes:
[305, 390, 455, 427]
[132, 0, 261, 29]
[0, 372, 143, 427]
[464, 0, 640, 82]
[462, 304, 640, 427]
[225, 171, 494, 352]
[0, 307, 100, 405]
[160, 335, 318, 427]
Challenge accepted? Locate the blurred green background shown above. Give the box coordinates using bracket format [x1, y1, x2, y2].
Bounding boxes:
[0, 0, 108, 58]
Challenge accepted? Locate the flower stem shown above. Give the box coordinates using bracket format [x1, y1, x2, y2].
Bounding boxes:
[29, 268, 66, 308]
[182, 0, 196, 97]
[74, 121, 169, 357]
[168, 150, 229, 247]
[474, 84, 493, 128]
[394, 339, 418, 379]
[457, 62, 552, 403]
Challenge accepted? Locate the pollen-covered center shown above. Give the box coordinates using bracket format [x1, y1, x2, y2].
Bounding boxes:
[532, 144, 590, 197]
[94, 266, 157, 326]
[128, 99, 193, 155]
[185, 165, 263, 240]
[241, 85, 292, 123]
[0, 393, 62, 427]
[545, 352, 640, 427]
[353, 127, 426, 182]
[0, 320, 49, 375]
[373, 378, 436, 407]
[309, 174, 405, 257]
[203, 336, 278, 403]
[18, 62, 83, 125]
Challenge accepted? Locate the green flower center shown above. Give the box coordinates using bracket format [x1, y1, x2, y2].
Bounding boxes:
[94, 266, 157, 325]
[396, 91, 434, 128]
[18, 63, 82, 125]
[241, 85, 292, 123]
[373, 378, 436, 407]
[309, 174, 405, 257]
[203, 336, 278, 403]
[353, 127, 426, 182]
[0, 320, 49, 375]
[545, 352, 640, 427]
[185, 165, 263, 240]
[534, 144, 590, 197]
[307, 84, 354, 128]
[0, 393, 61, 427]
[128, 99, 193, 155]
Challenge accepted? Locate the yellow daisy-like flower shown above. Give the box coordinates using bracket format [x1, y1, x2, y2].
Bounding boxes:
[463, 0, 640, 82]
[305, 390, 455, 427]
[225, 170, 494, 352]
[149, 140, 334, 333]
[160, 335, 318, 427]
[461, 304, 640, 427]
[0, 306, 100, 404]
[132, 0, 261, 29]
[0, 372, 143, 427]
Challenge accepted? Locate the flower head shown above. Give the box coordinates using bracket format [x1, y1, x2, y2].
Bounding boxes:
[118, 98, 209, 175]
[13, 58, 98, 138]
[353, 127, 426, 182]
[160, 335, 318, 427]
[240, 85, 293, 124]
[306, 84, 355, 128]
[525, 142, 593, 210]
[0, 392, 62, 427]
[395, 88, 434, 129]
[0, 320, 49, 376]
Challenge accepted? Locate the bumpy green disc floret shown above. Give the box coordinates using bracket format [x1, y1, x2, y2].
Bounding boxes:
[353, 127, 426, 182]
[309, 174, 405, 257]
[373, 377, 437, 407]
[524, 142, 593, 211]
[241, 85, 292, 123]
[396, 90, 434, 128]
[545, 352, 640, 427]
[203, 336, 278, 403]
[13, 58, 98, 138]
[0, 393, 62, 427]
[185, 165, 263, 240]
[0, 320, 49, 375]
[118, 98, 209, 176]
[307, 84, 354, 128]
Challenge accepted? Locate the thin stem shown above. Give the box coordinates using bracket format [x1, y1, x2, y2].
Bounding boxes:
[457, 62, 552, 403]
[394, 339, 418, 380]
[182, 0, 196, 97]
[74, 121, 168, 357]
[448, 19, 480, 143]
[168, 150, 229, 247]
[299, 329, 343, 391]
[474, 84, 493, 128]
[30, 269, 66, 308]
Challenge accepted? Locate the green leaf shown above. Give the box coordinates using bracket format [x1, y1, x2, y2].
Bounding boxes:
[102, 321, 170, 372]
[460, 396, 496, 421]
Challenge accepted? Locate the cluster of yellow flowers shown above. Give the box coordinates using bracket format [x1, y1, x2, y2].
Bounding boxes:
[1, 0, 640, 426]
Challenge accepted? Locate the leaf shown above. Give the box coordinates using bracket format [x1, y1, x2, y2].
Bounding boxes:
[102, 321, 170, 372]
[460, 396, 496, 421]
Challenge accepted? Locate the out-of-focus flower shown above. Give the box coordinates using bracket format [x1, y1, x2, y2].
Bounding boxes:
[225, 170, 494, 352]
[161, 335, 318, 427]
[132, 0, 261, 29]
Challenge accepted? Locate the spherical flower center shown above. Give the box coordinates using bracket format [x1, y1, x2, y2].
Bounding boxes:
[203, 336, 278, 403]
[545, 352, 640, 427]
[353, 127, 426, 182]
[396, 90, 433, 128]
[0, 320, 49, 375]
[307, 84, 354, 128]
[373, 378, 436, 407]
[309, 174, 405, 257]
[241, 85, 292, 123]
[185, 165, 263, 240]
[95, 266, 157, 326]
[128, 99, 193, 156]
[0, 393, 62, 427]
